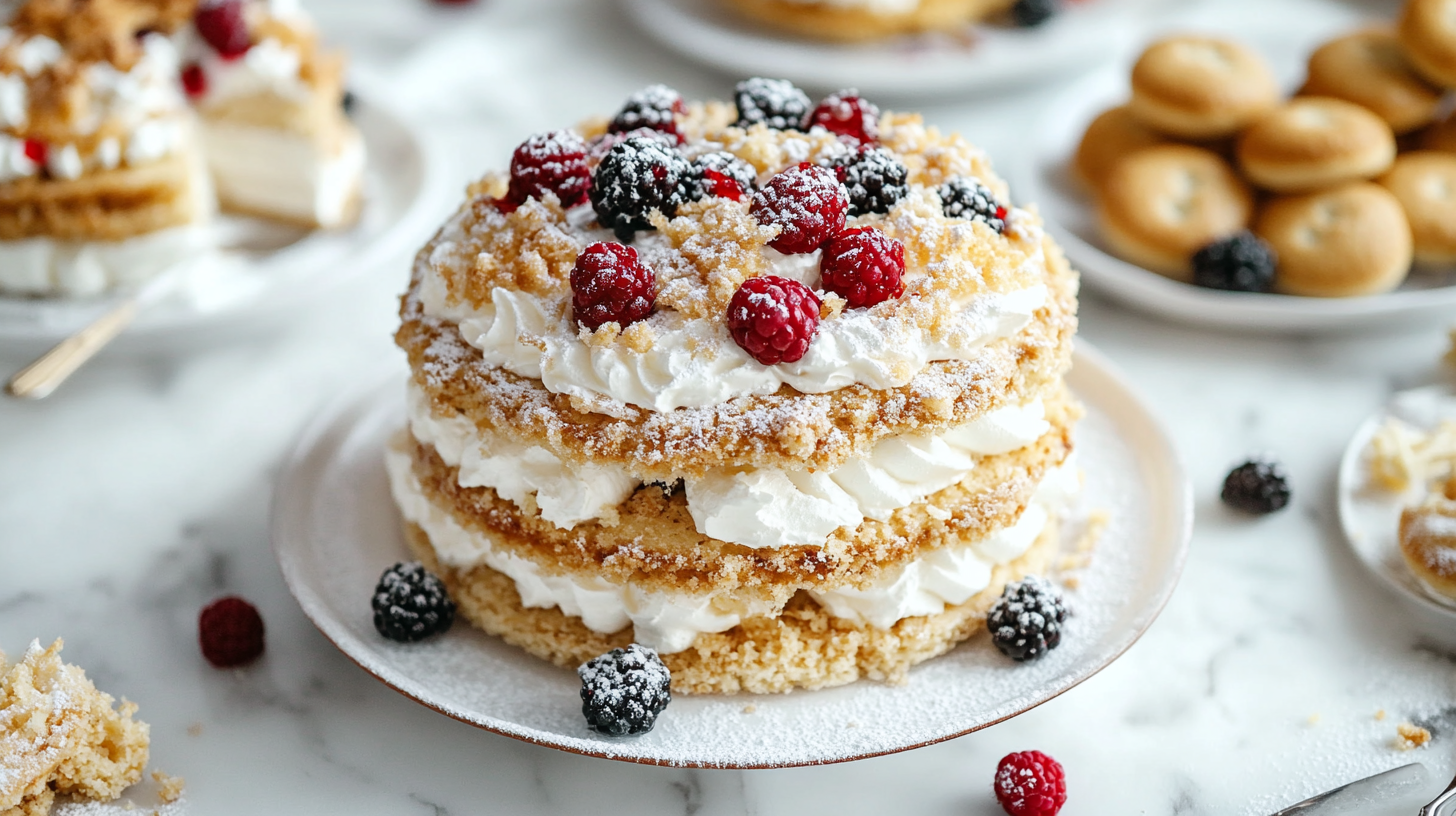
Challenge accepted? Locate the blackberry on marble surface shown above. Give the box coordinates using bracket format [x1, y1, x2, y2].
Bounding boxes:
[1221, 458, 1291, 515]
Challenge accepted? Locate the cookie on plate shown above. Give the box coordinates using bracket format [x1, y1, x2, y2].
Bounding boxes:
[1128, 36, 1280, 140]
[1378, 151, 1456, 265]
[1300, 28, 1444, 134]
[1074, 106, 1169, 189]
[1400, 491, 1456, 602]
[1237, 97, 1397, 192]
[1255, 182, 1412, 296]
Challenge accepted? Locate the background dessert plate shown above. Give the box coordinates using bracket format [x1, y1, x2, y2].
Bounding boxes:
[1010, 22, 1456, 334]
[1338, 385, 1456, 646]
[0, 96, 443, 354]
[621, 0, 1171, 97]
[271, 341, 1191, 768]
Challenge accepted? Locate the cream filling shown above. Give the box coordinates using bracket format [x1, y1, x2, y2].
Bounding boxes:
[386, 431, 1078, 653]
[417, 208, 1049, 414]
[196, 37, 309, 103]
[404, 379, 1052, 547]
[200, 120, 365, 227]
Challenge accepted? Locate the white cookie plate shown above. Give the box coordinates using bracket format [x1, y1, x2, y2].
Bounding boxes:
[1009, 18, 1456, 334]
[621, 0, 1175, 98]
[1338, 385, 1456, 646]
[0, 95, 445, 353]
[271, 341, 1191, 768]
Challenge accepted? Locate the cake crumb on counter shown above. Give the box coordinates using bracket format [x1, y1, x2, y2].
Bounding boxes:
[1394, 722, 1432, 751]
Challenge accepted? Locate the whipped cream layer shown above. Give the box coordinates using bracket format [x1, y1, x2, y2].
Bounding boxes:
[406, 380, 1052, 547]
[388, 431, 1078, 653]
[417, 206, 1050, 414]
[201, 121, 364, 227]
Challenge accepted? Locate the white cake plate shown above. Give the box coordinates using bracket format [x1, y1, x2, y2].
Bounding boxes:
[621, 0, 1175, 98]
[1338, 385, 1456, 648]
[0, 95, 446, 353]
[271, 341, 1191, 768]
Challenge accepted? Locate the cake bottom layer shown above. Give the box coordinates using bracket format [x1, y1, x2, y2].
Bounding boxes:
[403, 517, 1059, 695]
[725, 0, 1015, 42]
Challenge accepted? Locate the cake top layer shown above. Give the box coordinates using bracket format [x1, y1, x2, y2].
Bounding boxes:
[411, 80, 1065, 417]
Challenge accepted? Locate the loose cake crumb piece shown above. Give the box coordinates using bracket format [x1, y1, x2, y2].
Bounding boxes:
[1394, 722, 1432, 751]
[186, 723, 203, 737]
[150, 771, 184, 804]
[742, 705, 756, 714]
[1077, 509, 1110, 553]
[1306, 713, 1321, 726]
[1367, 417, 1456, 493]
[1375, 709, 1387, 721]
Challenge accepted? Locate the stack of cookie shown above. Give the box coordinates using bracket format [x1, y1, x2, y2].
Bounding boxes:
[1077, 0, 1456, 298]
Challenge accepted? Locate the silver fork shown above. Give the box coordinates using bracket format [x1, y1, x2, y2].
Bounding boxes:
[1421, 770, 1456, 816]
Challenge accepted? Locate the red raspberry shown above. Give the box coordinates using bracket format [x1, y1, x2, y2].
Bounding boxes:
[750, 162, 847, 255]
[726, 276, 820, 365]
[195, 0, 251, 59]
[806, 90, 880, 144]
[507, 130, 591, 208]
[571, 242, 656, 330]
[198, 596, 265, 668]
[699, 169, 744, 201]
[820, 228, 905, 309]
[22, 139, 45, 166]
[181, 63, 207, 98]
[993, 751, 1067, 816]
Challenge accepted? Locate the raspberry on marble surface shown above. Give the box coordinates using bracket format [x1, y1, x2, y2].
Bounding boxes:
[726, 275, 821, 365]
[986, 576, 1067, 662]
[198, 596, 265, 667]
[578, 644, 672, 736]
[608, 84, 686, 144]
[372, 562, 456, 642]
[733, 77, 811, 131]
[806, 89, 880, 145]
[994, 750, 1067, 816]
[820, 227, 905, 309]
[834, 145, 908, 216]
[571, 242, 656, 330]
[751, 162, 848, 254]
[507, 130, 591, 209]
[589, 136, 689, 242]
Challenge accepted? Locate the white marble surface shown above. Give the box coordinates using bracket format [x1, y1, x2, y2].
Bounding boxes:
[3, 0, 1456, 813]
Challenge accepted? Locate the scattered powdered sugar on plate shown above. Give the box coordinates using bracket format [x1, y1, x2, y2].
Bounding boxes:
[271, 344, 1191, 767]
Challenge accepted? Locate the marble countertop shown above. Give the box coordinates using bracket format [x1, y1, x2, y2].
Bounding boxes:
[4, 0, 1456, 813]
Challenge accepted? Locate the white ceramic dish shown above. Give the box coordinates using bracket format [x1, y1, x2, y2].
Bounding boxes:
[271, 341, 1191, 768]
[0, 96, 444, 353]
[1010, 28, 1456, 334]
[1338, 385, 1456, 645]
[621, 0, 1171, 97]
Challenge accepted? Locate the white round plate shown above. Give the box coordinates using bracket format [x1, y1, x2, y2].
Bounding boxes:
[272, 341, 1190, 768]
[622, 0, 1171, 98]
[1338, 385, 1456, 643]
[0, 96, 444, 352]
[1010, 22, 1456, 334]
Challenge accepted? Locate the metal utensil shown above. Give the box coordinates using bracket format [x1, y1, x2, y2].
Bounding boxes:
[1420, 767, 1456, 816]
[1269, 763, 1428, 815]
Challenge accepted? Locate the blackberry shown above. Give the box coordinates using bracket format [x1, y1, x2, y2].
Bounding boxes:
[578, 644, 672, 736]
[341, 89, 357, 116]
[734, 77, 811, 131]
[834, 146, 908, 216]
[939, 176, 1008, 233]
[589, 137, 689, 242]
[987, 576, 1067, 662]
[608, 84, 685, 143]
[1010, 0, 1059, 27]
[1221, 459, 1291, 515]
[1191, 232, 1278, 293]
[372, 562, 456, 642]
[682, 151, 758, 203]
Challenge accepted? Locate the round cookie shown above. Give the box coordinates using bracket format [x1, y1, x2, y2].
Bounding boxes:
[1074, 106, 1169, 188]
[1421, 110, 1456, 152]
[1255, 182, 1412, 297]
[1400, 496, 1456, 602]
[1237, 97, 1397, 192]
[1300, 28, 1444, 134]
[1398, 0, 1456, 88]
[1378, 151, 1456, 265]
[1128, 36, 1281, 140]
[1098, 145, 1254, 279]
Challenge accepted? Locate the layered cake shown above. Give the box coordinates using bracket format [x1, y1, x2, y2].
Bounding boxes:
[388, 80, 1081, 694]
[0, 0, 363, 298]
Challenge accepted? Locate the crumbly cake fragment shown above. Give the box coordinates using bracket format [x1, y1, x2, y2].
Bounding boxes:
[0, 640, 149, 816]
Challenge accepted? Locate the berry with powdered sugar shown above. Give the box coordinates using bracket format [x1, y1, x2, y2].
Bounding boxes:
[820, 228, 905, 309]
[994, 751, 1067, 816]
[590, 136, 689, 242]
[682, 151, 758, 203]
[571, 242, 656, 330]
[506, 130, 591, 209]
[751, 162, 848, 254]
[372, 562, 456, 642]
[940, 176, 1008, 233]
[195, 0, 251, 59]
[834, 145, 908, 216]
[726, 275, 821, 365]
[734, 77, 812, 131]
[578, 644, 672, 736]
[608, 84, 686, 144]
[807, 90, 880, 144]
[987, 576, 1067, 662]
